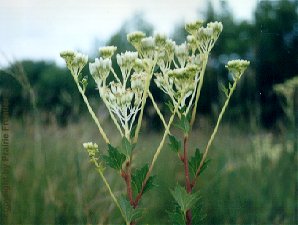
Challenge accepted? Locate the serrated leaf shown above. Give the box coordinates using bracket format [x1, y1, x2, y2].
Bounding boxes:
[168, 135, 181, 153]
[80, 76, 88, 93]
[174, 114, 190, 133]
[219, 82, 228, 97]
[166, 101, 174, 113]
[189, 148, 203, 177]
[131, 164, 156, 197]
[119, 137, 134, 157]
[191, 200, 207, 225]
[170, 185, 201, 214]
[189, 148, 210, 178]
[119, 196, 142, 223]
[167, 203, 186, 225]
[102, 144, 126, 170]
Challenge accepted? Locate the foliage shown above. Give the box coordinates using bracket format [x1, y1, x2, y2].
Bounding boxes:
[102, 144, 126, 171]
[60, 15, 250, 224]
[1, 119, 296, 224]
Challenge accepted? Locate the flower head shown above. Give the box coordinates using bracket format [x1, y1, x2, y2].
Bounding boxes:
[116, 51, 138, 69]
[225, 59, 250, 79]
[185, 20, 204, 35]
[83, 142, 99, 157]
[175, 43, 189, 67]
[154, 33, 167, 48]
[99, 46, 117, 59]
[60, 50, 88, 75]
[89, 57, 112, 85]
[141, 37, 155, 58]
[127, 31, 146, 49]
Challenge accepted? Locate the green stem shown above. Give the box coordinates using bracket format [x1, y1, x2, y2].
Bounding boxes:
[148, 91, 167, 129]
[102, 97, 124, 137]
[75, 78, 110, 144]
[133, 94, 183, 207]
[192, 78, 238, 186]
[133, 61, 155, 144]
[190, 54, 208, 127]
[97, 168, 126, 221]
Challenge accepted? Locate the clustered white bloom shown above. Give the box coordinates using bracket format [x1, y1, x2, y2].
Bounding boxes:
[225, 59, 250, 80]
[153, 20, 223, 113]
[89, 46, 148, 136]
[186, 21, 223, 54]
[83, 142, 99, 157]
[60, 50, 88, 77]
[89, 57, 112, 86]
[60, 20, 235, 136]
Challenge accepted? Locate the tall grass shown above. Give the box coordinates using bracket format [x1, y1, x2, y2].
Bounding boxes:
[0, 117, 296, 224]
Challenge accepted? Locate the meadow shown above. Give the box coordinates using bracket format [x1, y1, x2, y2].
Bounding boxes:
[2, 114, 296, 224]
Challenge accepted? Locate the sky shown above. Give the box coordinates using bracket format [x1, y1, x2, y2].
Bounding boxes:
[0, 0, 258, 67]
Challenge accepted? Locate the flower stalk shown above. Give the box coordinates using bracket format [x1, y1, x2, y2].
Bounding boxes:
[60, 19, 250, 224]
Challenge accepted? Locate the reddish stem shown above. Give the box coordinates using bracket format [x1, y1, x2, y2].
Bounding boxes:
[122, 161, 134, 206]
[186, 209, 192, 225]
[183, 135, 192, 224]
[133, 173, 148, 208]
[183, 135, 192, 193]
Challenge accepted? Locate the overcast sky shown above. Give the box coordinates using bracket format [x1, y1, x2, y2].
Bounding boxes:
[0, 0, 258, 67]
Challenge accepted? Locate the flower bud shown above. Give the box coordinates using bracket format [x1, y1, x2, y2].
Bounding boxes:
[154, 33, 167, 48]
[185, 20, 204, 35]
[225, 59, 250, 79]
[127, 31, 146, 48]
[83, 142, 98, 157]
[99, 46, 117, 59]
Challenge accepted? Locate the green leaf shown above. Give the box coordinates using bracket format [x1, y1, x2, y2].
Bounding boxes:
[81, 76, 88, 92]
[191, 200, 207, 225]
[130, 125, 137, 140]
[102, 144, 126, 170]
[131, 164, 156, 197]
[167, 203, 186, 225]
[166, 101, 174, 113]
[219, 82, 228, 97]
[189, 148, 210, 178]
[119, 137, 135, 157]
[168, 135, 181, 153]
[170, 185, 201, 214]
[174, 114, 190, 133]
[119, 196, 142, 223]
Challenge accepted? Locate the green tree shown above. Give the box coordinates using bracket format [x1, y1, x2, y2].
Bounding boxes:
[254, 0, 298, 127]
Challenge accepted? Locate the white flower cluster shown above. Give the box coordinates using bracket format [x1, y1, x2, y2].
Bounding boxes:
[155, 65, 199, 110]
[60, 50, 88, 77]
[83, 142, 98, 157]
[89, 57, 112, 86]
[89, 46, 147, 136]
[225, 59, 250, 80]
[61, 20, 225, 135]
[186, 21, 223, 54]
[152, 20, 223, 113]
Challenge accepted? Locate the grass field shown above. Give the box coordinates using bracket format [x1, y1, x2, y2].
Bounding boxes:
[0, 115, 297, 224]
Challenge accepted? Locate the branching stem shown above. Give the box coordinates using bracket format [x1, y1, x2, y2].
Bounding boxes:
[183, 135, 192, 193]
[190, 54, 208, 128]
[74, 77, 110, 144]
[148, 91, 167, 129]
[133, 94, 183, 207]
[191, 78, 238, 187]
[133, 60, 156, 144]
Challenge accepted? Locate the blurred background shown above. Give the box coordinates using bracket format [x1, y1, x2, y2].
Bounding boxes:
[0, 0, 297, 224]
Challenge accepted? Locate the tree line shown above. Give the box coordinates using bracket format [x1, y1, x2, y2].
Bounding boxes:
[0, 0, 297, 128]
